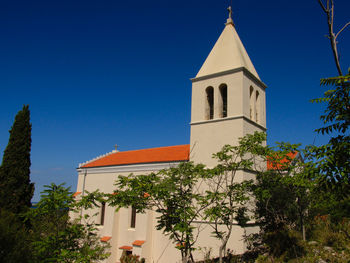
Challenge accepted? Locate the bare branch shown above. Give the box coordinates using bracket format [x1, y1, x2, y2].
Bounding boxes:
[331, 0, 334, 30]
[318, 0, 328, 13]
[318, 0, 343, 75]
[335, 21, 350, 40]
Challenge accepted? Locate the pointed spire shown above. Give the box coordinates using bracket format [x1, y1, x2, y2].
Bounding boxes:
[226, 6, 234, 26]
[195, 6, 260, 79]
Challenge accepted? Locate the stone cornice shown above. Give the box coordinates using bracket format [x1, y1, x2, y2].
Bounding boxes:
[191, 67, 267, 90]
[190, 115, 267, 131]
[77, 161, 186, 174]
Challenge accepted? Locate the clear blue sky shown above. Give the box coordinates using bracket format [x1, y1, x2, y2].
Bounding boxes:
[0, 0, 349, 201]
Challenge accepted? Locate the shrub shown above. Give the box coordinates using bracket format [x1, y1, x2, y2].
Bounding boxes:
[120, 250, 145, 263]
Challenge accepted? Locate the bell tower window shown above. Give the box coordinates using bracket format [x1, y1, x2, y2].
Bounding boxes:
[255, 90, 260, 123]
[219, 84, 227, 118]
[205, 87, 214, 120]
[249, 86, 254, 120]
[130, 206, 136, 228]
[100, 201, 106, 225]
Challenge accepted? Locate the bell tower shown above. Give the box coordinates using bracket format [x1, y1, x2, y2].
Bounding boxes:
[190, 7, 267, 167]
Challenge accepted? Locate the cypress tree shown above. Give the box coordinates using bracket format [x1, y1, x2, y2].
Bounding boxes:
[0, 105, 34, 213]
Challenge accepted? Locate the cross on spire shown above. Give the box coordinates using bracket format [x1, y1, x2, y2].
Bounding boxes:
[226, 6, 235, 26]
[228, 6, 232, 20]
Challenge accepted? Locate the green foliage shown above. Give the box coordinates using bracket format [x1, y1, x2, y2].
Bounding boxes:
[0, 105, 34, 214]
[111, 132, 269, 263]
[311, 71, 350, 135]
[310, 216, 350, 251]
[263, 229, 305, 260]
[109, 162, 209, 262]
[120, 250, 145, 263]
[0, 209, 32, 263]
[309, 69, 350, 198]
[255, 218, 350, 262]
[251, 141, 321, 261]
[254, 143, 311, 230]
[251, 140, 350, 262]
[204, 132, 268, 262]
[29, 183, 110, 263]
[253, 42, 350, 263]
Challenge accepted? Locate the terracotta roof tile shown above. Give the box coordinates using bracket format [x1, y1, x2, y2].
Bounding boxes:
[132, 240, 145, 246]
[82, 145, 190, 168]
[176, 242, 186, 247]
[267, 152, 298, 170]
[73, 192, 81, 197]
[100, 236, 111, 242]
[119, 246, 132, 250]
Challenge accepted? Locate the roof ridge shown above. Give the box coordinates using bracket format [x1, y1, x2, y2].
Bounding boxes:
[79, 149, 118, 168]
[79, 144, 190, 168]
[118, 144, 190, 153]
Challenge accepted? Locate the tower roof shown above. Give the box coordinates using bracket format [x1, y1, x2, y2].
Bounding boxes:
[196, 10, 260, 80]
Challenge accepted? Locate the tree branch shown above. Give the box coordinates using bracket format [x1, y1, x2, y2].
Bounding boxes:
[335, 21, 350, 40]
[318, 0, 327, 13]
[318, 0, 343, 76]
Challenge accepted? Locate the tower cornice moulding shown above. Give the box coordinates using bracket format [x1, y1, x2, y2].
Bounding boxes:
[191, 67, 267, 90]
[190, 115, 267, 131]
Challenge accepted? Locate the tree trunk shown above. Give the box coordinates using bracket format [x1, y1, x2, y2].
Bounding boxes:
[297, 197, 306, 241]
[181, 249, 191, 263]
[219, 238, 228, 263]
[219, 247, 223, 263]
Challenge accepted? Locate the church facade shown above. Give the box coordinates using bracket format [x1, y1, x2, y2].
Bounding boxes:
[75, 8, 267, 263]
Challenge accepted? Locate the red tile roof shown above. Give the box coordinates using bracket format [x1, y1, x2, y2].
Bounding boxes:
[100, 236, 111, 242]
[267, 152, 298, 170]
[81, 144, 297, 170]
[132, 240, 145, 246]
[176, 242, 186, 248]
[73, 192, 81, 197]
[119, 246, 132, 250]
[82, 145, 190, 168]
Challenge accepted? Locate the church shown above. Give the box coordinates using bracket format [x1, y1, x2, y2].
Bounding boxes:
[74, 7, 266, 263]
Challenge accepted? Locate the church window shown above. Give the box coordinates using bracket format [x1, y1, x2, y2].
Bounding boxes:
[100, 201, 106, 225]
[255, 90, 260, 123]
[219, 84, 227, 118]
[249, 86, 254, 120]
[130, 206, 136, 228]
[206, 87, 214, 120]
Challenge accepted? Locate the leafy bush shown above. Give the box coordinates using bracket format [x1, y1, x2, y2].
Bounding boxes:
[0, 209, 32, 263]
[120, 250, 145, 263]
[29, 183, 110, 263]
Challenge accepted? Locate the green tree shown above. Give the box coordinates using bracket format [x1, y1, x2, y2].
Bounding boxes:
[0, 105, 34, 214]
[29, 183, 110, 263]
[0, 210, 32, 263]
[308, 0, 350, 199]
[253, 143, 314, 259]
[204, 132, 268, 263]
[109, 162, 210, 263]
[308, 71, 350, 198]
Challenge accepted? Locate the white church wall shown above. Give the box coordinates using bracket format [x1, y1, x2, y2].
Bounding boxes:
[190, 118, 244, 167]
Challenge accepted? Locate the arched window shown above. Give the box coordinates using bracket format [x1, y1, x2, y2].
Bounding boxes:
[255, 90, 260, 123]
[219, 84, 227, 118]
[100, 201, 106, 225]
[130, 206, 136, 228]
[249, 86, 254, 120]
[206, 87, 214, 120]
